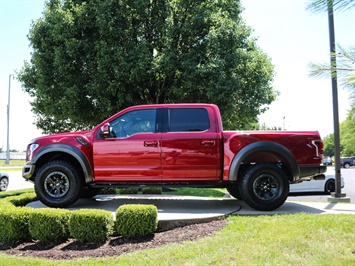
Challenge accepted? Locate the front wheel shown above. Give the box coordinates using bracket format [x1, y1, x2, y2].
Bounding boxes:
[35, 160, 82, 208]
[0, 177, 9, 191]
[239, 164, 289, 211]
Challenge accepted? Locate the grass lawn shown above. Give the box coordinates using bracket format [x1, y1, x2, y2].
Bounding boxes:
[1, 188, 354, 265]
[0, 160, 25, 172]
[0, 214, 354, 265]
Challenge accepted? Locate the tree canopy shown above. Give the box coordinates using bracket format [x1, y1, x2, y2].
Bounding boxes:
[18, 0, 276, 133]
[340, 106, 355, 156]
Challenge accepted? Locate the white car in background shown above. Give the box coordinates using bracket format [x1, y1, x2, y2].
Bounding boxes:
[290, 172, 344, 194]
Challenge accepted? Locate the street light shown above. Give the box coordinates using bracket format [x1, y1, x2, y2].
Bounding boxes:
[5, 74, 14, 165]
[326, 2, 349, 203]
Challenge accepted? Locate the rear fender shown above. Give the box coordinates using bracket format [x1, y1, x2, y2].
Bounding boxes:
[228, 141, 299, 182]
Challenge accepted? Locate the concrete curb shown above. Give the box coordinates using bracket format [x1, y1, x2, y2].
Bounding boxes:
[26, 194, 355, 231]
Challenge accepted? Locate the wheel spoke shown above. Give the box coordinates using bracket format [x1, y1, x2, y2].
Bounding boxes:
[253, 174, 280, 201]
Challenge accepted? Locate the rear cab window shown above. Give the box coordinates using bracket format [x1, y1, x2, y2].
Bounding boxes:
[165, 108, 210, 132]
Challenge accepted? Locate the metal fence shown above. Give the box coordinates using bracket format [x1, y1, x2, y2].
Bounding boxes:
[0, 152, 26, 160]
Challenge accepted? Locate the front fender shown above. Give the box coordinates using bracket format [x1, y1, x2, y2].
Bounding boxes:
[32, 144, 93, 183]
[228, 141, 300, 182]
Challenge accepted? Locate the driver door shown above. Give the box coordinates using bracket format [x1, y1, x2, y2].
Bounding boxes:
[93, 109, 162, 181]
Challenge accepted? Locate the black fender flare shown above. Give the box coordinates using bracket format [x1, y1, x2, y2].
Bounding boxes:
[32, 144, 93, 183]
[228, 141, 300, 182]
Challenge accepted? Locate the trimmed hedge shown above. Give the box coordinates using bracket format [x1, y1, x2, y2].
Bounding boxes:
[0, 207, 32, 243]
[116, 204, 158, 238]
[29, 208, 71, 243]
[142, 187, 162, 194]
[69, 209, 114, 243]
[120, 188, 139, 194]
[5, 192, 37, 207]
[0, 192, 160, 244]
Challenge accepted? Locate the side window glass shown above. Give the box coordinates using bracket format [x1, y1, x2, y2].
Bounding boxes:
[168, 108, 209, 132]
[110, 109, 156, 138]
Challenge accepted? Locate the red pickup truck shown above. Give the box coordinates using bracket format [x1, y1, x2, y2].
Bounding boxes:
[23, 104, 326, 211]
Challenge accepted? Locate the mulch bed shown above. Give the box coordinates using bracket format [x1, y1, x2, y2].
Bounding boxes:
[0, 219, 227, 260]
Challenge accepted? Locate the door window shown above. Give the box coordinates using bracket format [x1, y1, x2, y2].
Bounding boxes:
[167, 108, 210, 132]
[110, 109, 156, 138]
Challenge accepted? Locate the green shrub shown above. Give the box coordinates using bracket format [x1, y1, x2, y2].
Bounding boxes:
[0, 199, 15, 210]
[0, 207, 32, 243]
[5, 192, 37, 207]
[100, 188, 118, 194]
[116, 204, 158, 238]
[119, 188, 139, 194]
[141, 187, 162, 194]
[69, 209, 114, 243]
[29, 208, 71, 243]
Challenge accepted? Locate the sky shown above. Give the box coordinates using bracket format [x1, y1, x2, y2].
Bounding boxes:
[0, 0, 354, 151]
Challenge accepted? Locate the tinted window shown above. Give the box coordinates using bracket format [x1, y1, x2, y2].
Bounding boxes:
[168, 108, 209, 132]
[110, 109, 156, 138]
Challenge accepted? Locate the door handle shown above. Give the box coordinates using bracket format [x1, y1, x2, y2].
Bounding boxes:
[144, 140, 158, 147]
[201, 140, 215, 146]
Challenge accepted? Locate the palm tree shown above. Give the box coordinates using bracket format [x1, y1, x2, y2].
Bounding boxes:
[309, 45, 355, 89]
[307, 0, 355, 96]
[306, 0, 355, 13]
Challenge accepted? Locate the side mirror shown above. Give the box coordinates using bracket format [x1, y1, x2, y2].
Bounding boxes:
[100, 123, 111, 139]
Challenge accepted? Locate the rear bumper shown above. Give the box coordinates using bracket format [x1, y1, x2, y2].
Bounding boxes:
[298, 165, 327, 181]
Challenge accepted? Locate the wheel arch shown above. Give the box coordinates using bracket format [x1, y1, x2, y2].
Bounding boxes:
[228, 141, 300, 183]
[32, 144, 93, 184]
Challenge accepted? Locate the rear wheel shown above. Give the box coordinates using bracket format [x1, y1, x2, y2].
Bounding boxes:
[344, 163, 350, 169]
[324, 179, 335, 194]
[35, 160, 82, 208]
[239, 164, 289, 211]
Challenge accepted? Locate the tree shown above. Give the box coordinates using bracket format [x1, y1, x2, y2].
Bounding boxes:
[322, 133, 335, 157]
[309, 45, 355, 92]
[307, 1, 355, 94]
[340, 106, 355, 156]
[18, 0, 276, 134]
[306, 0, 355, 13]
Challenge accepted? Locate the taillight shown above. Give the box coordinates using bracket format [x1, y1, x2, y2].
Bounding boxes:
[311, 140, 324, 157]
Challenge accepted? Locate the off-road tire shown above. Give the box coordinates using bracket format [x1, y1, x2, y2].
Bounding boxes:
[34, 160, 82, 208]
[239, 164, 289, 211]
[227, 184, 243, 200]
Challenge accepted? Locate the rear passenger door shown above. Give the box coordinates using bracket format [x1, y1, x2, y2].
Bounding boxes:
[161, 107, 220, 181]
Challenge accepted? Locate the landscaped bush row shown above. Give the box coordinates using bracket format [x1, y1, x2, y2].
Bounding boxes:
[0, 193, 158, 244]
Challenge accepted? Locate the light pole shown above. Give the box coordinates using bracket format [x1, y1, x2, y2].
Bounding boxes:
[5, 74, 13, 165]
[326, 1, 349, 202]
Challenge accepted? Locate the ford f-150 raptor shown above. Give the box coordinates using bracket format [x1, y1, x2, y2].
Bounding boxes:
[23, 104, 326, 211]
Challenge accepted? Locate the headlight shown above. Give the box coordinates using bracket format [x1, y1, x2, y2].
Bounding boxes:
[27, 143, 39, 162]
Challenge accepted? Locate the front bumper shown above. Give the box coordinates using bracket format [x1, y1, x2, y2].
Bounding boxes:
[22, 163, 35, 182]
